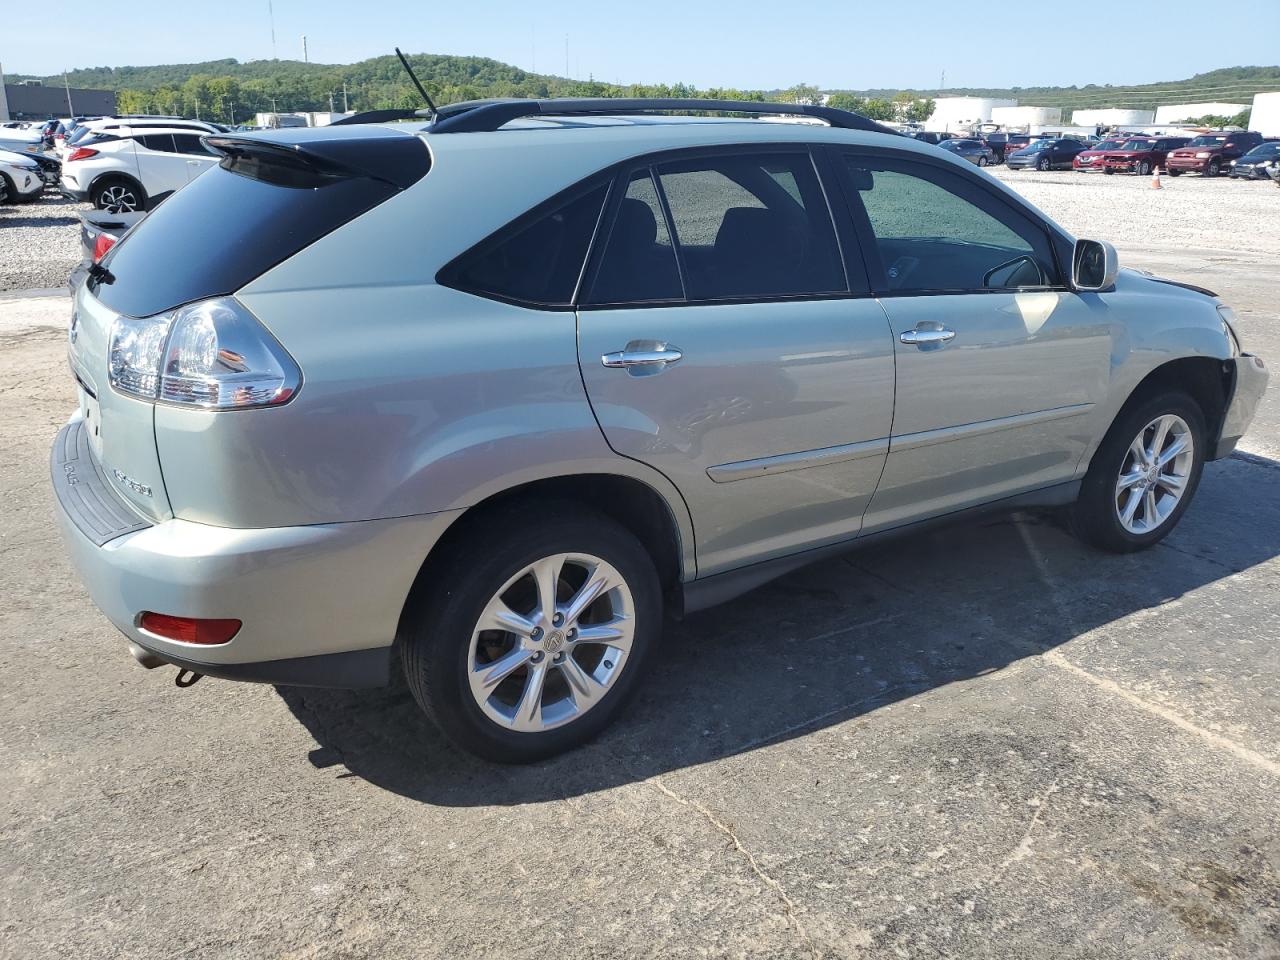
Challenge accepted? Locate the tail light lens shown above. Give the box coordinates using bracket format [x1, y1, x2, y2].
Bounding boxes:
[139, 612, 241, 645]
[66, 147, 98, 162]
[92, 233, 116, 262]
[108, 297, 300, 409]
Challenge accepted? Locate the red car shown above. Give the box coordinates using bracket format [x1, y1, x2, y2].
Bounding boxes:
[1073, 138, 1131, 171]
[1100, 136, 1191, 175]
[1166, 131, 1268, 176]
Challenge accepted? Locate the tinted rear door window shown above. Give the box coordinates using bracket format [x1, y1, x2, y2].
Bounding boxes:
[654, 152, 845, 300]
[585, 170, 682, 304]
[138, 134, 176, 153]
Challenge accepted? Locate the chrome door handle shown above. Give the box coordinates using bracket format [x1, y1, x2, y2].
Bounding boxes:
[602, 341, 683, 373]
[900, 328, 956, 345]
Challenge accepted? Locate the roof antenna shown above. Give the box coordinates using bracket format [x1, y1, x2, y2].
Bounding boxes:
[395, 48, 438, 119]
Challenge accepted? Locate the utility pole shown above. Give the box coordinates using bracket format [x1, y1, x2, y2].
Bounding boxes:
[267, 0, 278, 59]
[342, 82, 348, 113]
[64, 70, 75, 116]
[328, 91, 335, 113]
[565, 35, 569, 78]
[302, 35, 309, 64]
[940, 69, 945, 91]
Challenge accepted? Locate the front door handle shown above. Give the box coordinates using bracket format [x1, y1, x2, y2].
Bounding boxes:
[899, 328, 956, 346]
[602, 341, 683, 375]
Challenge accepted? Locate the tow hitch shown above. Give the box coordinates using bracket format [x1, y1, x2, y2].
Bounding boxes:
[174, 669, 203, 688]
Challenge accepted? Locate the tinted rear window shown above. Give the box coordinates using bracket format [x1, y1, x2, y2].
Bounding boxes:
[91, 157, 404, 318]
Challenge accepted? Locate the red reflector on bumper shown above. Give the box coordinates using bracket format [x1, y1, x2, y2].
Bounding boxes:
[139, 612, 241, 645]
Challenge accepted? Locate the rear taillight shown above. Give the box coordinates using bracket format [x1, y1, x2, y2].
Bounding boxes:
[139, 612, 241, 645]
[66, 147, 98, 162]
[108, 296, 301, 409]
[92, 233, 116, 262]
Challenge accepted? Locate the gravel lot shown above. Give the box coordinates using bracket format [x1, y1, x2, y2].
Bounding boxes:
[2, 158, 1279, 960]
[0, 190, 89, 292]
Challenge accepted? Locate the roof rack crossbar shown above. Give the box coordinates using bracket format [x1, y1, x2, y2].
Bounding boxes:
[428, 98, 894, 135]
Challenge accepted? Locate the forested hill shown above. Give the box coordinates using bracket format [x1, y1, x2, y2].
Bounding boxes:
[8, 56, 1278, 122]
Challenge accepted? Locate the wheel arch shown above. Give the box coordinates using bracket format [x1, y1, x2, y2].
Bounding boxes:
[395, 471, 695, 644]
[88, 170, 147, 205]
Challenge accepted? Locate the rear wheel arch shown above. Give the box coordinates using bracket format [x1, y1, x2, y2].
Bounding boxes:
[396, 473, 691, 643]
[89, 172, 147, 208]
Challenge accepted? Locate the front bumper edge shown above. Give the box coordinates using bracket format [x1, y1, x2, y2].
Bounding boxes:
[1213, 354, 1269, 460]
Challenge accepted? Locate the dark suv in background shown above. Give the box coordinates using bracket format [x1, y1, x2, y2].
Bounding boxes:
[1166, 132, 1267, 176]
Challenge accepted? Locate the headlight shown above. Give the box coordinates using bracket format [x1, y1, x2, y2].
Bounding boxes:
[108, 297, 300, 409]
[1217, 304, 1242, 357]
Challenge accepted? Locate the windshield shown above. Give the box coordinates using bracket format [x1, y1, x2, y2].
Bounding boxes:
[1094, 140, 1125, 150]
[1119, 140, 1153, 151]
[940, 140, 970, 150]
[1188, 136, 1227, 147]
[1244, 143, 1280, 159]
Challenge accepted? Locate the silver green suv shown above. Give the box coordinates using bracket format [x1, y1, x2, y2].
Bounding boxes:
[51, 99, 1268, 761]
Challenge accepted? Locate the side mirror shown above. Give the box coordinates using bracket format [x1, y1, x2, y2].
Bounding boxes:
[1072, 238, 1119, 292]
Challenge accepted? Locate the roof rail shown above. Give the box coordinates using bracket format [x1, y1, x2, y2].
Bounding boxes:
[330, 108, 434, 126]
[427, 98, 897, 135]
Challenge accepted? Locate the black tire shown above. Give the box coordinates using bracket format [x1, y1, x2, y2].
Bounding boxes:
[92, 177, 144, 213]
[1037, 156, 1051, 171]
[0, 174, 14, 206]
[977, 156, 988, 167]
[401, 502, 663, 762]
[1104, 167, 1115, 175]
[1206, 160, 1220, 177]
[1071, 391, 1206, 553]
[1167, 169, 1182, 177]
[1138, 160, 1151, 176]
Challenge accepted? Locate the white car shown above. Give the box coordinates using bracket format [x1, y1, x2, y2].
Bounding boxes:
[60, 126, 220, 212]
[0, 149, 45, 204]
[57, 118, 221, 159]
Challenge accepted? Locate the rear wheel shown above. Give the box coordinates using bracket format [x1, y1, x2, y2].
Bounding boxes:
[92, 178, 143, 213]
[400, 504, 662, 762]
[1071, 392, 1205, 553]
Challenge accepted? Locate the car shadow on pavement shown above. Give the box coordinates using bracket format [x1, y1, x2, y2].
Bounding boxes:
[278, 454, 1279, 805]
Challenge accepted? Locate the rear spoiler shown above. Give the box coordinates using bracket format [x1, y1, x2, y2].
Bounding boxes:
[201, 128, 429, 190]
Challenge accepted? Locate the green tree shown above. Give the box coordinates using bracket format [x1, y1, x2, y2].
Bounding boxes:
[826, 92, 866, 113]
[906, 97, 935, 123]
[861, 98, 896, 121]
[780, 83, 822, 105]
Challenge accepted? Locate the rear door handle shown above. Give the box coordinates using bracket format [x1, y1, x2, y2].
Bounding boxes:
[899, 328, 956, 346]
[602, 341, 683, 375]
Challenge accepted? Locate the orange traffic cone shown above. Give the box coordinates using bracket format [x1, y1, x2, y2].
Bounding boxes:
[1151, 166, 1162, 189]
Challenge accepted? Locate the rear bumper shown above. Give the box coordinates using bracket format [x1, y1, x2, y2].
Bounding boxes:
[51, 415, 461, 688]
[1213, 354, 1269, 460]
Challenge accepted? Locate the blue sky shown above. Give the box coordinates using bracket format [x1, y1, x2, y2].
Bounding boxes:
[8, 0, 1279, 90]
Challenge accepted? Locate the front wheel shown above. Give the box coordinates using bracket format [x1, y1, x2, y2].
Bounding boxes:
[1167, 169, 1182, 177]
[977, 156, 988, 167]
[1037, 156, 1051, 171]
[1071, 392, 1206, 553]
[1206, 160, 1221, 177]
[401, 504, 662, 762]
[1138, 160, 1151, 176]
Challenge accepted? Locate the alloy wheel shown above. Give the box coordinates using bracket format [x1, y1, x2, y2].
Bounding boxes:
[1114, 414, 1194, 535]
[98, 185, 138, 213]
[467, 552, 635, 733]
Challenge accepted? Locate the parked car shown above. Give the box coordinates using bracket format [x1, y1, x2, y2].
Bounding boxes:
[58, 117, 221, 159]
[980, 132, 1010, 162]
[59, 126, 220, 212]
[69, 208, 146, 292]
[0, 149, 46, 204]
[938, 137, 997, 166]
[51, 99, 1268, 761]
[1001, 134, 1036, 157]
[1072, 138, 1130, 171]
[1166, 131, 1268, 176]
[1006, 137, 1088, 170]
[1099, 136, 1191, 175]
[1230, 141, 1280, 180]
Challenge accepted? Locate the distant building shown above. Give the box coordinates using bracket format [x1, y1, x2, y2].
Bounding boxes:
[0, 82, 116, 121]
[991, 105, 1061, 129]
[1153, 102, 1248, 124]
[1071, 108, 1155, 127]
[926, 97, 1017, 132]
[1249, 92, 1280, 136]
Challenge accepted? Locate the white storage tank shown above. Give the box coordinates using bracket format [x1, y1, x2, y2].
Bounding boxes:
[1154, 102, 1248, 124]
[1072, 108, 1155, 127]
[991, 105, 1061, 129]
[1250, 92, 1280, 136]
[926, 97, 1017, 132]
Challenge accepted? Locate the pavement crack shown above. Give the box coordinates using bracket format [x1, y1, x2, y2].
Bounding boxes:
[647, 777, 817, 957]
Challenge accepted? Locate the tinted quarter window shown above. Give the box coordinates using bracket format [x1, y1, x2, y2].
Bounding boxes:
[586, 170, 682, 304]
[845, 157, 1058, 293]
[655, 152, 845, 300]
[443, 182, 608, 307]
